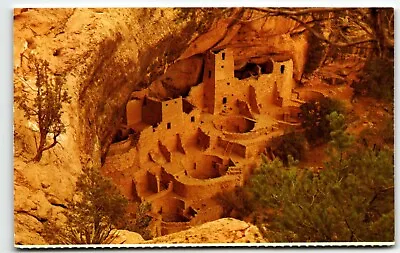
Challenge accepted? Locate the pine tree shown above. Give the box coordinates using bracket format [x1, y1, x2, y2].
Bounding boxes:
[16, 58, 71, 161]
[248, 134, 394, 242]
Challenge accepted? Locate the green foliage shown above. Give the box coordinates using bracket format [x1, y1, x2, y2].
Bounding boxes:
[44, 166, 128, 244]
[16, 57, 71, 161]
[358, 112, 394, 150]
[129, 202, 154, 240]
[214, 186, 252, 219]
[247, 148, 394, 242]
[351, 56, 394, 101]
[300, 97, 345, 145]
[269, 130, 307, 165]
[325, 112, 354, 164]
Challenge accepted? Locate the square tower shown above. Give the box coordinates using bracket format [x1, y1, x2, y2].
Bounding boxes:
[273, 59, 295, 107]
[202, 48, 235, 114]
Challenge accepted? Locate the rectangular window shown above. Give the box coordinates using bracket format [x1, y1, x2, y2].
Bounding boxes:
[222, 97, 227, 104]
[280, 65, 285, 74]
[191, 116, 195, 122]
[221, 65, 224, 68]
[222, 52, 225, 60]
[167, 122, 171, 129]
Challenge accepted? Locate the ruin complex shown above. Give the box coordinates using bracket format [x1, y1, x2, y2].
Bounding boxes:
[103, 49, 323, 236]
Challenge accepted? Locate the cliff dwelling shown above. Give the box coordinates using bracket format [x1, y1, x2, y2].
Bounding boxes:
[102, 48, 324, 236]
[12, 7, 394, 246]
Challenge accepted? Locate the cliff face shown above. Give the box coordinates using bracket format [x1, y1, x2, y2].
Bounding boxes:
[13, 8, 309, 245]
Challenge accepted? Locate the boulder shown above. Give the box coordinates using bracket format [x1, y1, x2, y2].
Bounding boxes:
[146, 218, 265, 244]
[110, 230, 145, 244]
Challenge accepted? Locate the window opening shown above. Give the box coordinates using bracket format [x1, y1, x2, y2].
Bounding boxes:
[167, 122, 171, 129]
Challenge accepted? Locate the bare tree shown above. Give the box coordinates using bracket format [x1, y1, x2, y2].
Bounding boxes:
[248, 8, 393, 59]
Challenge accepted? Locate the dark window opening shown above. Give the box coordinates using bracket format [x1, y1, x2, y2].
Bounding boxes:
[165, 103, 168, 107]
[280, 65, 285, 74]
[167, 122, 171, 129]
[191, 116, 195, 122]
[221, 65, 224, 68]
[227, 82, 230, 85]
[222, 97, 227, 104]
[208, 70, 211, 78]
[183, 99, 195, 114]
[234, 63, 260, 80]
[261, 60, 273, 74]
[222, 52, 225, 60]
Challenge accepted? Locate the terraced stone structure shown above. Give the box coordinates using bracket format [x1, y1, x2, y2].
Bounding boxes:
[102, 49, 316, 237]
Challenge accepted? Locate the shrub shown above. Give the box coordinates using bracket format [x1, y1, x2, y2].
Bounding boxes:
[214, 186, 252, 219]
[123, 202, 153, 240]
[300, 97, 344, 145]
[44, 166, 128, 244]
[269, 130, 306, 165]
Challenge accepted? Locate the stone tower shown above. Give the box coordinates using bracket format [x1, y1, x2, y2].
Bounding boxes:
[202, 48, 235, 114]
[272, 59, 295, 107]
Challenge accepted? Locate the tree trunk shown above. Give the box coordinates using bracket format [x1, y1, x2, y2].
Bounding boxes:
[33, 131, 46, 162]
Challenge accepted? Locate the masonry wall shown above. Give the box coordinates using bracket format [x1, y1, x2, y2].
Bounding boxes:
[179, 176, 239, 202]
[197, 128, 211, 151]
[214, 116, 255, 133]
[126, 99, 142, 127]
[133, 170, 151, 198]
[160, 167, 175, 190]
[203, 52, 216, 113]
[203, 49, 237, 114]
[137, 126, 157, 165]
[244, 139, 269, 158]
[151, 196, 186, 222]
[214, 49, 234, 81]
[190, 154, 223, 179]
[158, 140, 172, 163]
[142, 97, 162, 126]
[240, 75, 276, 115]
[248, 85, 260, 113]
[161, 98, 184, 127]
[237, 99, 254, 119]
[273, 60, 295, 107]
